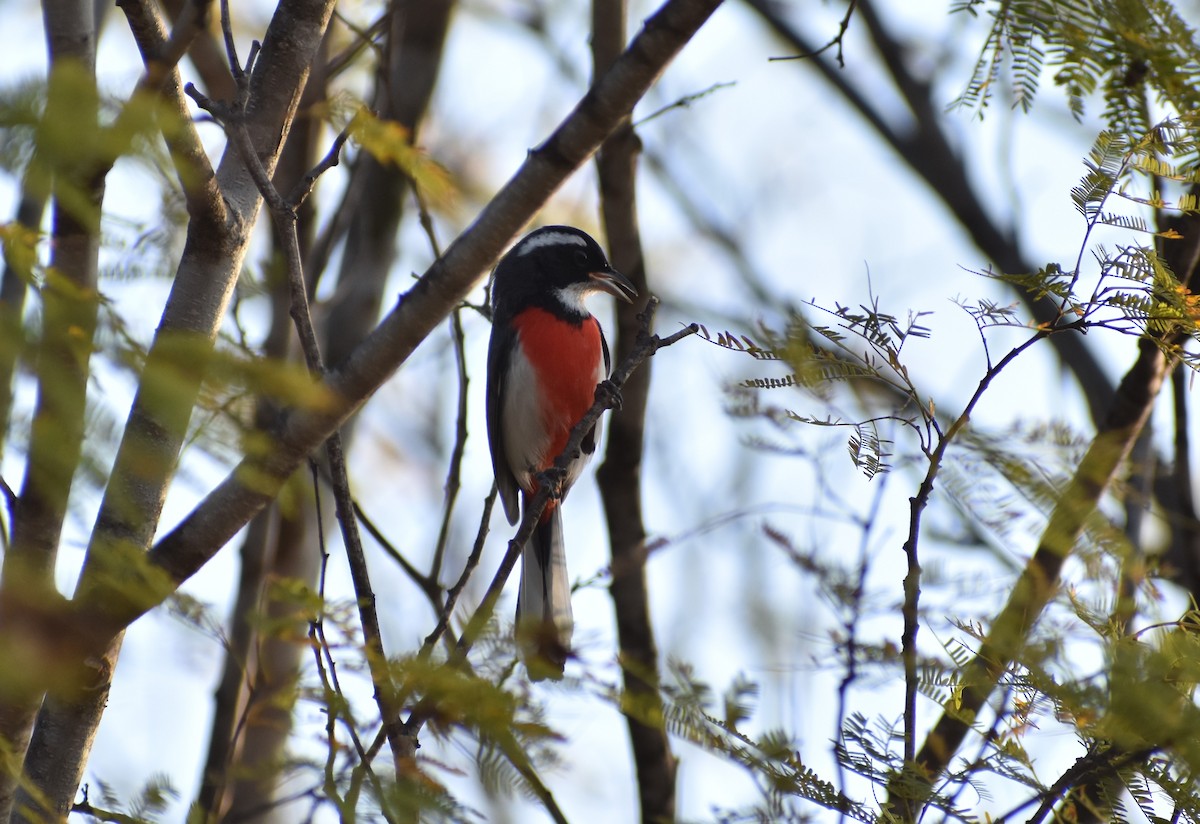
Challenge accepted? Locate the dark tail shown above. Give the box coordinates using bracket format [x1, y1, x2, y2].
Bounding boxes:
[515, 504, 573, 681]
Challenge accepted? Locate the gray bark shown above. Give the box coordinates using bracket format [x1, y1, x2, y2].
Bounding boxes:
[0, 0, 102, 818]
[11, 0, 337, 818]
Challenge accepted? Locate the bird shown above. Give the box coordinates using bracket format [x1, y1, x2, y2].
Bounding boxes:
[486, 225, 637, 680]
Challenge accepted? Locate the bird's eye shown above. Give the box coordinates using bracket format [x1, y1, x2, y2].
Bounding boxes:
[573, 250, 588, 266]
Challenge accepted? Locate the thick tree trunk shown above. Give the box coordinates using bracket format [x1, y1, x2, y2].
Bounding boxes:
[10, 0, 337, 818]
[0, 1, 102, 819]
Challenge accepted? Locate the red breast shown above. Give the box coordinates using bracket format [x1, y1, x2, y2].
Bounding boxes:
[512, 307, 604, 474]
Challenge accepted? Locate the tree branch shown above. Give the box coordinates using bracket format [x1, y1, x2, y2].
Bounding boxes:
[592, 2, 677, 821]
[0, 1, 103, 817]
[889, 333, 1173, 816]
[75, 0, 722, 649]
[117, 0, 224, 231]
[15, 0, 338, 817]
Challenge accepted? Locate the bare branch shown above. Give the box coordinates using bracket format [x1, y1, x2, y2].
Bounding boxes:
[592, 1, 677, 819]
[133, 0, 723, 637]
[117, 0, 224, 229]
[419, 488, 499, 659]
[768, 0, 858, 67]
[17, 0, 339, 816]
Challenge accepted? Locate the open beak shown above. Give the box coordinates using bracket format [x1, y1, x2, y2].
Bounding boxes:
[589, 267, 638, 303]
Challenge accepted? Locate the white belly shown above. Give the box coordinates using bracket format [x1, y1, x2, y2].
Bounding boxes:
[501, 346, 602, 496]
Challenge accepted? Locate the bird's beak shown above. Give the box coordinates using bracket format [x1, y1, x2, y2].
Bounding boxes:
[589, 267, 638, 303]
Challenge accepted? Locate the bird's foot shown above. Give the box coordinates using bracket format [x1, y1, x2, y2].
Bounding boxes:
[595, 379, 622, 411]
[536, 465, 568, 496]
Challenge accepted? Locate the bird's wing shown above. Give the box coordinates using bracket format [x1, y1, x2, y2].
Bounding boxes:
[600, 321, 612, 376]
[581, 319, 610, 459]
[487, 316, 522, 525]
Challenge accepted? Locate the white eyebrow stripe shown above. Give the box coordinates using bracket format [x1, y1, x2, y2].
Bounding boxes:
[515, 230, 587, 256]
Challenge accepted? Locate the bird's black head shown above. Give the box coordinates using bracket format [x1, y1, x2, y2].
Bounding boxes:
[491, 225, 637, 320]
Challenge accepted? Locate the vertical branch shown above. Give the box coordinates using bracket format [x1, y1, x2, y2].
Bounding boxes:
[0, 1, 102, 818]
[1168, 362, 1200, 594]
[14, 0, 337, 818]
[196, 506, 277, 821]
[216, 96, 412, 782]
[218, 5, 456, 813]
[210, 30, 331, 821]
[428, 306, 469, 589]
[592, 6, 676, 819]
[834, 471, 887, 806]
[224, 498, 317, 821]
[0, 191, 46, 473]
[885, 331, 1046, 821]
[321, 0, 455, 372]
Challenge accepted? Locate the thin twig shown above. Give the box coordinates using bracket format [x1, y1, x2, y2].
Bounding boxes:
[287, 126, 353, 207]
[632, 80, 736, 128]
[206, 75, 411, 782]
[429, 308, 469, 582]
[306, 466, 361, 814]
[312, 467, 386, 815]
[325, 10, 388, 79]
[768, 0, 858, 67]
[834, 464, 888, 818]
[420, 487, 499, 659]
[414, 199, 466, 587]
[219, 0, 243, 79]
[307, 463, 376, 773]
[348, 498, 434, 598]
[893, 329, 1047, 820]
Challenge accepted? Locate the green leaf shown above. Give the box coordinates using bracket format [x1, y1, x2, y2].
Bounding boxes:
[343, 105, 457, 210]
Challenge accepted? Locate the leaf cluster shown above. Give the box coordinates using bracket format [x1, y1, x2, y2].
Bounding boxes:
[951, 0, 1200, 134]
[699, 307, 923, 481]
[700, 100, 1200, 820]
[662, 662, 875, 823]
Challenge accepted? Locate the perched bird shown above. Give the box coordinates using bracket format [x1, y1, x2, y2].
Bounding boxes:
[486, 225, 637, 680]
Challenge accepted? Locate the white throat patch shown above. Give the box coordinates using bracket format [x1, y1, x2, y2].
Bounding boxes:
[551, 281, 594, 314]
[515, 230, 587, 256]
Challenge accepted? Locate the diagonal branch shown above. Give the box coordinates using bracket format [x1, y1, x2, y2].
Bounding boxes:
[65, 0, 723, 650]
[889, 333, 1177, 818]
[895, 191, 1200, 808]
[117, 0, 224, 230]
